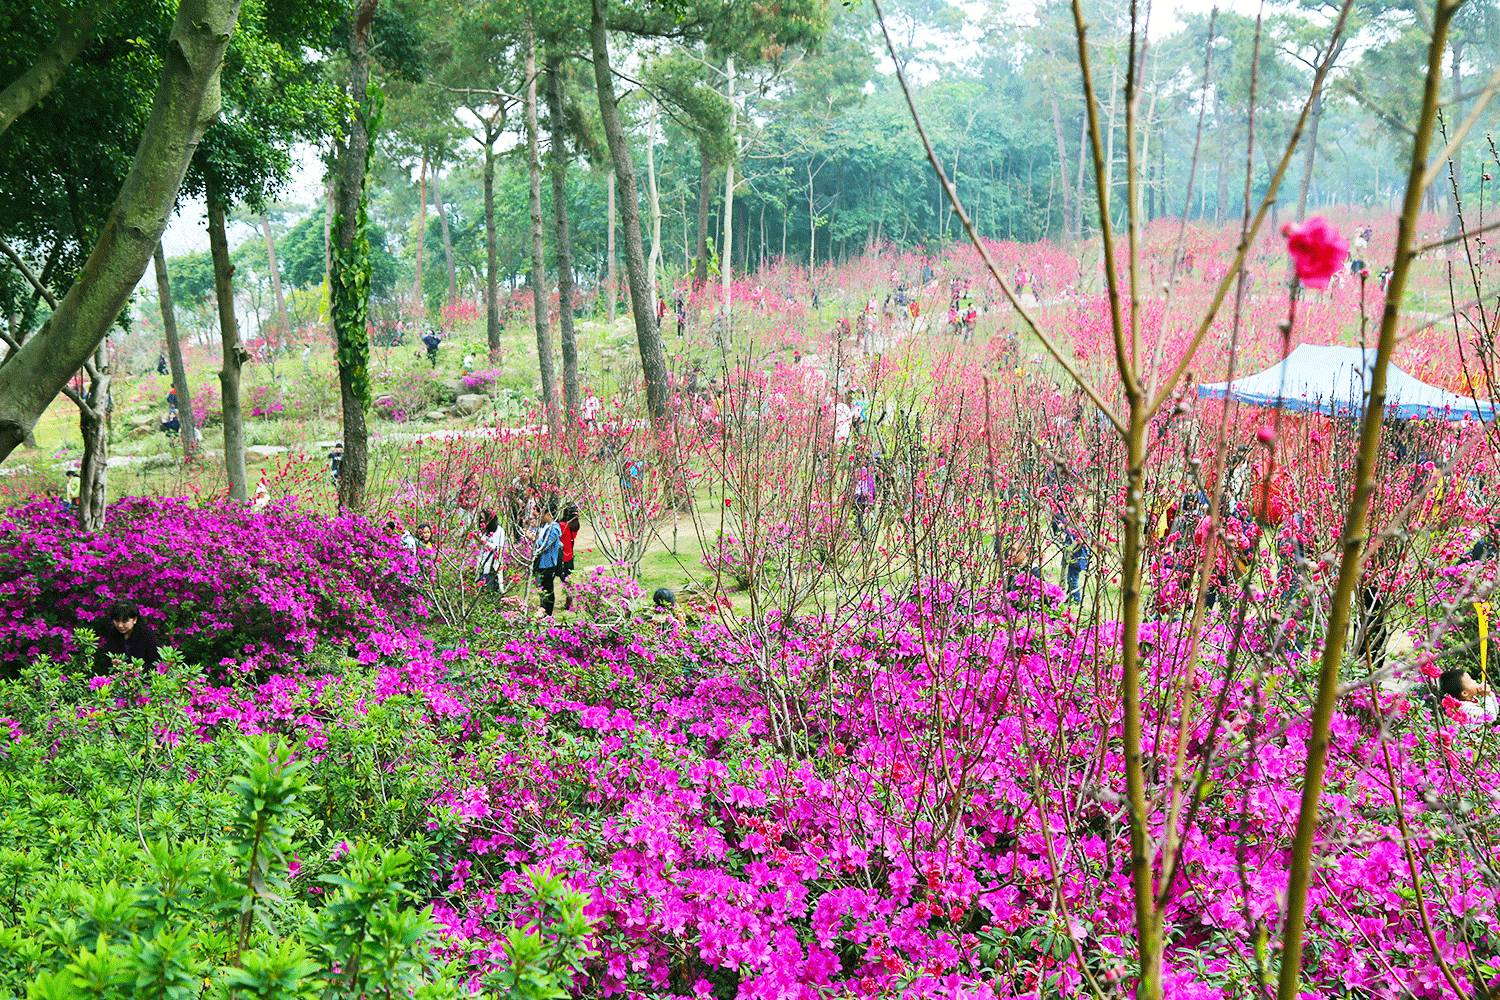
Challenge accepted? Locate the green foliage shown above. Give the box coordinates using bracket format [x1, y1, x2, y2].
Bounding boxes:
[0, 654, 464, 999]
[276, 206, 399, 297]
[481, 867, 596, 1000]
[165, 251, 219, 305]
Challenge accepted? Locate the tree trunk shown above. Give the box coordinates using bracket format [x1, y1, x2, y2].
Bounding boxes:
[1074, 114, 1088, 237]
[1214, 160, 1227, 225]
[0, 0, 242, 464]
[331, 0, 378, 512]
[646, 100, 662, 305]
[694, 150, 711, 287]
[153, 245, 197, 461]
[589, 0, 670, 423]
[413, 153, 427, 319]
[431, 167, 459, 305]
[207, 190, 248, 501]
[323, 175, 334, 289]
[1103, 60, 1119, 228]
[546, 52, 580, 420]
[807, 160, 817, 270]
[77, 345, 109, 531]
[607, 170, 617, 321]
[0, 3, 102, 138]
[524, 22, 559, 433]
[484, 130, 502, 360]
[1050, 97, 1073, 239]
[259, 214, 291, 347]
[721, 53, 736, 322]
[1296, 88, 1323, 220]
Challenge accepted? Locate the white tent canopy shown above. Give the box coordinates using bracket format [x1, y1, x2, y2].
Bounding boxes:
[1197, 343, 1495, 421]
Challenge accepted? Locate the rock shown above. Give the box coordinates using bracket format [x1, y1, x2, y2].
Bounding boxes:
[455, 394, 488, 416]
[245, 444, 288, 463]
[441, 377, 466, 401]
[424, 410, 448, 421]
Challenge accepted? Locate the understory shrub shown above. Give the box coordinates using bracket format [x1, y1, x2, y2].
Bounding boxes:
[0, 498, 415, 673]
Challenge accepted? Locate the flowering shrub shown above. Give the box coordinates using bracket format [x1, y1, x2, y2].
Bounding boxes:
[0, 513, 1493, 998]
[702, 530, 757, 589]
[564, 564, 645, 619]
[373, 366, 446, 423]
[247, 383, 286, 419]
[0, 497, 415, 672]
[461, 367, 503, 393]
[442, 297, 480, 325]
[191, 380, 222, 428]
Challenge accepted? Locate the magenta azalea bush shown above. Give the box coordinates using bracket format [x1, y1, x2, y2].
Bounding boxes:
[0, 498, 416, 671]
[461, 367, 504, 393]
[0, 533, 1495, 998]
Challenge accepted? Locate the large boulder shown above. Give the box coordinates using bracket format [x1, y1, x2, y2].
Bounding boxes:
[454, 394, 488, 416]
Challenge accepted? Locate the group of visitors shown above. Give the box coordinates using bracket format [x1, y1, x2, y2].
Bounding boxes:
[393, 460, 583, 617]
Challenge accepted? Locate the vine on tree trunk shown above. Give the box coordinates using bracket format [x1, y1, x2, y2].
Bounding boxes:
[331, 85, 383, 413]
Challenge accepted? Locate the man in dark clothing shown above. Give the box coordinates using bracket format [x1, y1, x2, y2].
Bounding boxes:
[422, 330, 441, 366]
[94, 601, 162, 673]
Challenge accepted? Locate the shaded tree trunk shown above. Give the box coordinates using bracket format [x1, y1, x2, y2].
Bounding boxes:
[607, 171, 617, 321]
[589, 0, 670, 423]
[207, 189, 248, 501]
[484, 129, 502, 360]
[1296, 53, 1336, 222]
[546, 52, 580, 420]
[0, 3, 102, 138]
[721, 53, 736, 321]
[259, 214, 290, 345]
[431, 167, 459, 305]
[525, 23, 559, 432]
[1050, 99, 1074, 239]
[1073, 115, 1088, 236]
[1215, 160, 1228, 225]
[153, 245, 197, 461]
[77, 345, 109, 531]
[0, 0, 243, 464]
[646, 101, 662, 305]
[694, 150, 711, 288]
[331, 0, 378, 512]
[323, 176, 334, 288]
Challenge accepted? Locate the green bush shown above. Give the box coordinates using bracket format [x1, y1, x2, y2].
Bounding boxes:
[0, 656, 463, 998]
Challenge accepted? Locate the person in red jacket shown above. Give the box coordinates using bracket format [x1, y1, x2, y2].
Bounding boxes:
[557, 503, 581, 612]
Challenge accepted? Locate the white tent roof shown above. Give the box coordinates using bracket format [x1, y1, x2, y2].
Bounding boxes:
[1197, 343, 1494, 421]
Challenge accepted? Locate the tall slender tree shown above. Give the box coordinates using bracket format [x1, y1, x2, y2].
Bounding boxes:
[525, 18, 560, 432]
[589, 0, 670, 422]
[331, 0, 381, 512]
[545, 51, 581, 419]
[207, 185, 249, 500]
[152, 245, 197, 462]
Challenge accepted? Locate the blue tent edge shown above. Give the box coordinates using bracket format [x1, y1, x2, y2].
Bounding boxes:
[1197, 384, 1496, 421]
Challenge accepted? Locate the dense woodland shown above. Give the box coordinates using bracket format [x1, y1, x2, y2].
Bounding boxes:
[4, 0, 1498, 339]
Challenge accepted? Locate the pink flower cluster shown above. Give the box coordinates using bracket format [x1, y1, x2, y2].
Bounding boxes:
[0, 497, 416, 671]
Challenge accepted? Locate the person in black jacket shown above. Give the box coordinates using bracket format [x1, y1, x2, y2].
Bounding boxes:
[94, 601, 162, 674]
